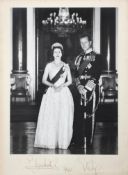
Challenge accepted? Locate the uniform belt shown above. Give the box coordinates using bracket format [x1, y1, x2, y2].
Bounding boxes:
[80, 75, 91, 80]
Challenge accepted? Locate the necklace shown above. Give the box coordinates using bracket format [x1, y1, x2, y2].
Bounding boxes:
[53, 61, 63, 67]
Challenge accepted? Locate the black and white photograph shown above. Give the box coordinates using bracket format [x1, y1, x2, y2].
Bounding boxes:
[10, 7, 118, 155]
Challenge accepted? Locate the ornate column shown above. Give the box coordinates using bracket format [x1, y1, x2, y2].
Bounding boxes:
[11, 9, 31, 103]
[12, 8, 27, 73]
[100, 8, 117, 104]
[100, 8, 116, 73]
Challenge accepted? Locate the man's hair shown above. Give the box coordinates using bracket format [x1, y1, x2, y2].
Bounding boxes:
[79, 32, 92, 41]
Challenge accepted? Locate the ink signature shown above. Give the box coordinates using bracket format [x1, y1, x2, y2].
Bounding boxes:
[25, 156, 101, 175]
[25, 157, 58, 170]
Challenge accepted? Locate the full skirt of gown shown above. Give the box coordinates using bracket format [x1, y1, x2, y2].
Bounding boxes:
[34, 86, 74, 149]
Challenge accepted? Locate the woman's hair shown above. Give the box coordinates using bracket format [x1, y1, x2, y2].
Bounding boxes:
[50, 43, 64, 60]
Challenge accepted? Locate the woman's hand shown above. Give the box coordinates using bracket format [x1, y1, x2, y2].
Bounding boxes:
[53, 83, 65, 92]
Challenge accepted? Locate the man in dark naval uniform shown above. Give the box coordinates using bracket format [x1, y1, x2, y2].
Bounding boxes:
[72, 32, 102, 149]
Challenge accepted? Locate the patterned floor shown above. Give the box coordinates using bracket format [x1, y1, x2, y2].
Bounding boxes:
[10, 121, 117, 154]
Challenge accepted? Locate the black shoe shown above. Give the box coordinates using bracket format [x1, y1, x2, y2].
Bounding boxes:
[69, 142, 84, 149]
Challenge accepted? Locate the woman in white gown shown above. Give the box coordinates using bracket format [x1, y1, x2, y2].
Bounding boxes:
[34, 43, 74, 149]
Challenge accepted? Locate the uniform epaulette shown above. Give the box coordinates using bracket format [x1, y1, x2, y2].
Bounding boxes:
[75, 52, 85, 66]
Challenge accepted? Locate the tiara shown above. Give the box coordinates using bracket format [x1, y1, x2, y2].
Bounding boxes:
[51, 42, 63, 50]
